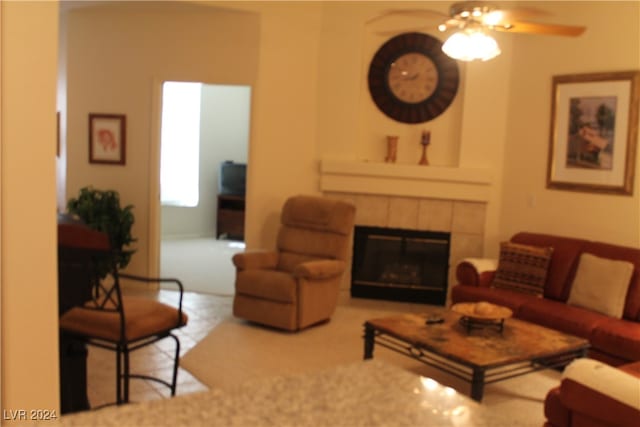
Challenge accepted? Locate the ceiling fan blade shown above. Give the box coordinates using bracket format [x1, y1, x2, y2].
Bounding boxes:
[494, 7, 551, 22]
[366, 8, 448, 25]
[495, 20, 586, 37]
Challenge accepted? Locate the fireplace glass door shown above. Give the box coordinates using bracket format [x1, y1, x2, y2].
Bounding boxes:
[351, 226, 450, 305]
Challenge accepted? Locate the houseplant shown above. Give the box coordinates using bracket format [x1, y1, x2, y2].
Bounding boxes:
[66, 187, 137, 273]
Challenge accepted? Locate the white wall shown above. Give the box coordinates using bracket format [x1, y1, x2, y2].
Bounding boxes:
[161, 84, 250, 239]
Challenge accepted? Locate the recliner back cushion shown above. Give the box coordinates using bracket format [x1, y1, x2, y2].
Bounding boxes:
[276, 195, 355, 273]
[280, 195, 355, 236]
[277, 226, 350, 272]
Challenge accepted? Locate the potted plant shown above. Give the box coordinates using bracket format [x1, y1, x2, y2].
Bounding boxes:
[66, 187, 137, 274]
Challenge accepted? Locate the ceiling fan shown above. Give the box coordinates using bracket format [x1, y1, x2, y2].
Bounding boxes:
[370, 1, 586, 61]
[438, 1, 586, 37]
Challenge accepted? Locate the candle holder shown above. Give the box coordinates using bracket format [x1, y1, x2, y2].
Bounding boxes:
[385, 136, 398, 163]
[419, 131, 430, 165]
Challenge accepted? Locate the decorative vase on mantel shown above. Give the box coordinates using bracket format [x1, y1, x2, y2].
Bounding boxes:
[419, 131, 430, 165]
[385, 135, 398, 163]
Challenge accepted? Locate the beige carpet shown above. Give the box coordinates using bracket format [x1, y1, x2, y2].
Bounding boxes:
[181, 304, 561, 427]
[160, 238, 244, 295]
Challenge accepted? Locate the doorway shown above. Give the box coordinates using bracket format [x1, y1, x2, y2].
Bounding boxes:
[158, 81, 251, 295]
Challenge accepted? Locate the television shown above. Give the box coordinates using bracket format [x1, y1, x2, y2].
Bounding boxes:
[218, 161, 246, 196]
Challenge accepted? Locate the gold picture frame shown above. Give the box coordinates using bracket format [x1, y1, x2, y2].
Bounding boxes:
[547, 71, 639, 195]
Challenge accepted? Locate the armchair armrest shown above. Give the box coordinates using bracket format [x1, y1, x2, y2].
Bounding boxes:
[559, 359, 640, 427]
[456, 258, 497, 287]
[293, 259, 346, 280]
[232, 250, 279, 270]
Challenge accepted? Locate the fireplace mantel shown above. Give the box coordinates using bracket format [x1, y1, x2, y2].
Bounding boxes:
[320, 159, 493, 202]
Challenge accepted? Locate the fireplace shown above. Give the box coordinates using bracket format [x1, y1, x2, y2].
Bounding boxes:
[351, 226, 450, 305]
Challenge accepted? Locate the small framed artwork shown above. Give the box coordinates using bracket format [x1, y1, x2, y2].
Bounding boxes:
[89, 113, 126, 165]
[547, 71, 639, 195]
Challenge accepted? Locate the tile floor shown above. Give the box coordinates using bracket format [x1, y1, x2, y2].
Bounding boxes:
[86, 289, 233, 408]
[85, 288, 428, 409]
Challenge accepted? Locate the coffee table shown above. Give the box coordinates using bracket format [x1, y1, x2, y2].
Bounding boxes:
[363, 308, 589, 401]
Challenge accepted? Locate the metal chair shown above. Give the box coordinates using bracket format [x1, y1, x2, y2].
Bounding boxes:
[58, 222, 188, 406]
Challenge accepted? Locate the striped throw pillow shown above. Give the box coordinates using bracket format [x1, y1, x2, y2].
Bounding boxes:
[491, 242, 553, 296]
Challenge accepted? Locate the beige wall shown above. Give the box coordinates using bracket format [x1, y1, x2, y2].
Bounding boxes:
[1, 0, 60, 415]
[315, 1, 513, 256]
[1, 0, 637, 411]
[500, 1, 640, 249]
[66, 0, 639, 273]
[65, 2, 259, 275]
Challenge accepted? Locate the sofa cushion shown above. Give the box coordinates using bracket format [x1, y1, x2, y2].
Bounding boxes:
[519, 298, 607, 339]
[451, 284, 532, 315]
[511, 233, 587, 301]
[492, 241, 553, 296]
[580, 240, 640, 321]
[567, 253, 634, 318]
[590, 318, 640, 362]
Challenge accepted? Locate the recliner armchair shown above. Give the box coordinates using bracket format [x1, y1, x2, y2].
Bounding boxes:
[232, 195, 356, 331]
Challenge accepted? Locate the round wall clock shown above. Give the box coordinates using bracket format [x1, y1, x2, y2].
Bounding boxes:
[368, 32, 460, 124]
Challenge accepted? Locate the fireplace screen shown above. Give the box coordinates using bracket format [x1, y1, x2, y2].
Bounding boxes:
[351, 226, 450, 305]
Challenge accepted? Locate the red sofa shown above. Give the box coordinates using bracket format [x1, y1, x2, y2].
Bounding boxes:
[451, 232, 640, 366]
[544, 359, 640, 427]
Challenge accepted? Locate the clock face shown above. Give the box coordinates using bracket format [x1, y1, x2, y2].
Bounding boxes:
[387, 53, 439, 104]
[368, 33, 460, 124]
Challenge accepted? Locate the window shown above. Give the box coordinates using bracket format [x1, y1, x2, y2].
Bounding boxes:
[160, 81, 202, 207]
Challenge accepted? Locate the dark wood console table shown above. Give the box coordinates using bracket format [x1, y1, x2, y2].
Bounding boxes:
[216, 194, 245, 240]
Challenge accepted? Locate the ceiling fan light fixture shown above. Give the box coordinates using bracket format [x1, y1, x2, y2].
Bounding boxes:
[442, 29, 501, 62]
[483, 10, 504, 26]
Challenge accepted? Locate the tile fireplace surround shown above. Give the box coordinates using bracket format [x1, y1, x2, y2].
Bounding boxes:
[321, 159, 492, 305]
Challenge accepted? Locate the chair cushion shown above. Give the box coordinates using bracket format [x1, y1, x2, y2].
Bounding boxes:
[491, 241, 553, 296]
[235, 269, 297, 303]
[59, 296, 187, 342]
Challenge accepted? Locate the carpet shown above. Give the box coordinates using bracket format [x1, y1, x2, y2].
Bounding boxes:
[181, 305, 561, 427]
[160, 238, 244, 295]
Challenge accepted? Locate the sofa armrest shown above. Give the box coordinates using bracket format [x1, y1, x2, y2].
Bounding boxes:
[559, 359, 640, 427]
[293, 259, 346, 280]
[455, 258, 497, 287]
[232, 250, 279, 271]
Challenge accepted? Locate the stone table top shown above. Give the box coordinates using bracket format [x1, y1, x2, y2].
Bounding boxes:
[42, 360, 509, 427]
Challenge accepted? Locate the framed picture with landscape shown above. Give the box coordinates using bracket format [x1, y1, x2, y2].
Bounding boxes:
[546, 71, 639, 195]
[89, 113, 126, 165]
